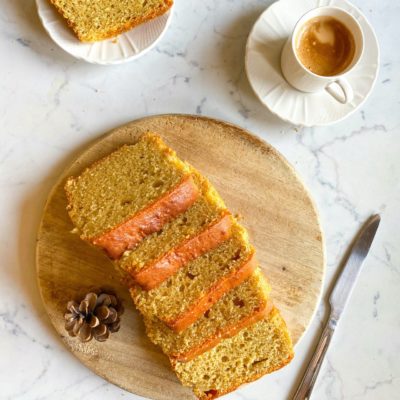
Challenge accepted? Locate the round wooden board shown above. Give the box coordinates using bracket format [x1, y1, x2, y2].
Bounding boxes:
[37, 114, 325, 400]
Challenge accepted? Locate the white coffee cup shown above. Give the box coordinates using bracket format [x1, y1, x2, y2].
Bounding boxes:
[281, 6, 364, 104]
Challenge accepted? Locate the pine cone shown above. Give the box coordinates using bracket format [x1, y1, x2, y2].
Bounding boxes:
[64, 292, 123, 342]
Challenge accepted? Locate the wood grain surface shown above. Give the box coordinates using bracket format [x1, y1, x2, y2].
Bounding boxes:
[36, 114, 325, 400]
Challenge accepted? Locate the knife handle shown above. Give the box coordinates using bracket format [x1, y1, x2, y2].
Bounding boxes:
[293, 318, 336, 400]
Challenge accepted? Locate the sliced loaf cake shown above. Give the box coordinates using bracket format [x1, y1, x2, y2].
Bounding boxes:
[65, 133, 198, 259]
[172, 307, 294, 400]
[65, 131, 294, 398]
[118, 169, 231, 290]
[143, 269, 271, 361]
[130, 221, 256, 331]
[50, 0, 173, 42]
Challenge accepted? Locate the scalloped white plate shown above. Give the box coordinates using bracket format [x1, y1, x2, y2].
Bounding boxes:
[36, 0, 173, 65]
[245, 0, 379, 127]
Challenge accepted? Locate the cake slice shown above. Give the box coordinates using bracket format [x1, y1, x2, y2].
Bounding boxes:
[50, 0, 173, 42]
[143, 269, 271, 361]
[172, 308, 294, 400]
[65, 133, 199, 259]
[130, 221, 257, 332]
[118, 170, 230, 290]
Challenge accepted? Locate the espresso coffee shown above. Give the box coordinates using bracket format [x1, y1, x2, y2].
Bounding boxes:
[295, 16, 355, 76]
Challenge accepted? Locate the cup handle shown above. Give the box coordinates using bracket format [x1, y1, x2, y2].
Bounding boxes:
[325, 79, 354, 104]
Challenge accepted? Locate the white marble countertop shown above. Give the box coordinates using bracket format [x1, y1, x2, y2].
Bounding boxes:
[1, 1, 399, 399]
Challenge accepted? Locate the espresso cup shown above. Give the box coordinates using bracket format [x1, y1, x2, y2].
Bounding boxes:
[281, 6, 364, 104]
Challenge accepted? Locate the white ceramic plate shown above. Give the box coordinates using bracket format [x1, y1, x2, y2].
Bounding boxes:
[245, 0, 379, 127]
[36, 0, 173, 65]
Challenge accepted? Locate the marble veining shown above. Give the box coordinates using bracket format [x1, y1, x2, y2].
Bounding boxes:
[0, 0, 399, 399]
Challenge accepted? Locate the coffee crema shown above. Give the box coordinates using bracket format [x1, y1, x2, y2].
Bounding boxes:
[295, 16, 355, 77]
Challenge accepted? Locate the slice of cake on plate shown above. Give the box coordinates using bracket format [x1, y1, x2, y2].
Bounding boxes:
[50, 0, 173, 42]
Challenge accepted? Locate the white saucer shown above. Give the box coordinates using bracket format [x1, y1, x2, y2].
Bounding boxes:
[245, 0, 379, 127]
[36, 0, 173, 65]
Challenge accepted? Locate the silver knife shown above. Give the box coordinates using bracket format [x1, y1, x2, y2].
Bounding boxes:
[293, 214, 381, 400]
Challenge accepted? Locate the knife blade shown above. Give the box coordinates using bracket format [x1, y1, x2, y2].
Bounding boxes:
[329, 214, 381, 322]
[293, 214, 381, 400]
